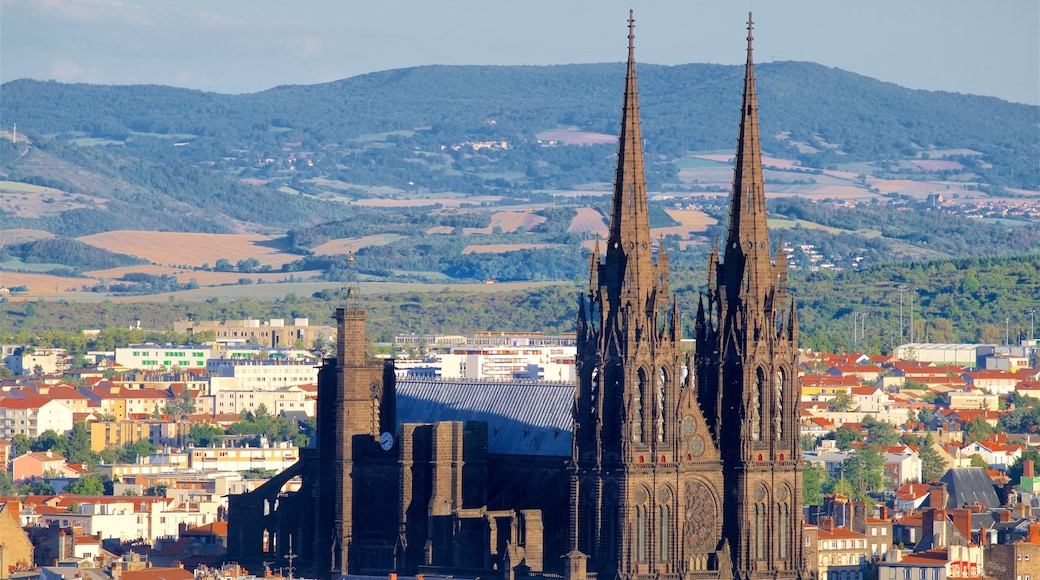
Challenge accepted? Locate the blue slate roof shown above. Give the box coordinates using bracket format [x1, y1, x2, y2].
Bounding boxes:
[939, 467, 1001, 508]
[396, 378, 574, 457]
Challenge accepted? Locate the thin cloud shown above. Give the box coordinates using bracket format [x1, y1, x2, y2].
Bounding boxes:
[49, 59, 99, 82]
[31, 0, 149, 24]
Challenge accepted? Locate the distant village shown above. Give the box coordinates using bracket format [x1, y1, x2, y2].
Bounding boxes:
[2, 316, 1040, 579]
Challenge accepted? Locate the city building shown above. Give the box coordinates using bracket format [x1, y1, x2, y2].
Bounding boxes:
[174, 318, 333, 349]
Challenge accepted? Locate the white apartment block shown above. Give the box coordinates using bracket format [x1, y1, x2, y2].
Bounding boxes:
[213, 387, 314, 416]
[189, 441, 299, 472]
[438, 345, 576, 381]
[115, 345, 216, 370]
[38, 498, 217, 543]
[2, 347, 70, 375]
[0, 398, 73, 438]
[206, 359, 319, 392]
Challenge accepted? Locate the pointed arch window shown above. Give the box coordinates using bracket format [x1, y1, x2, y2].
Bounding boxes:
[753, 500, 766, 560]
[657, 503, 670, 561]
[656, 367, 667, 442]
[776, 501, 789, 560]
[635, 504, 648, 562]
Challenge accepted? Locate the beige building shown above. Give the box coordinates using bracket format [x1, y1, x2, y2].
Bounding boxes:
[189, 441, 299, 472]
[0, 501, 34, 578]
[815, 517, 871, 580]
[987, 527, 1040, 580]
[175, 318, 333, 349]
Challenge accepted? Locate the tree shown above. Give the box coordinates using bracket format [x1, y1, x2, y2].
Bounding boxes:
[189, 423, 225, 447]
[834, 426, 861, 451]
[117, 439, 156, 464]
[828, 390, 856, 412]
[968, 454, 989, 468]
[803, 463, 828, 505]
[917, 407, 935, 425]
[165, 389, 197, 417]
[963, 417, 995, 443]
[843, 444, 886, 501]
[65, 420, 96, 464]
[66, 473, 109, 495]
[863, 415, 899, 446]
[918, 434, 947, 482]
[1008, 449, 1040, 485]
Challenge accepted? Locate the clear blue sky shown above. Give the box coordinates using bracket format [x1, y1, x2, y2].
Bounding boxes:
[2, 0, 1037, 105]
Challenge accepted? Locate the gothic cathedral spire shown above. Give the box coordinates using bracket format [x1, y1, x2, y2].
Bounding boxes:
[571, 11, 724, 580]
[696, 13, 805, 579]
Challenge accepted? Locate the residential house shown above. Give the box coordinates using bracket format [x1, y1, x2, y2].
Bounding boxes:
[12, 451, 75, 483]
[0, 501, 34, 577]
[884, 446, 923, 487]
[77, 383, 170, 420]
[815, 517, 870, 580]
[0, 397, 74, 439]
[960, 438, 1023, 471]
[878, 544, 984, 579]
[986, 522, 1040, 580]
[962, 369, 1020, 395]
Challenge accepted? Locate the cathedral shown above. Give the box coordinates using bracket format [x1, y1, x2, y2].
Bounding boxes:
[226, 11, 804, 580]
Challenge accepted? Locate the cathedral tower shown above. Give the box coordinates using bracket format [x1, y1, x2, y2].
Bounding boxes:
[571, 11, 727, 579]
[695, 14, 804, 579]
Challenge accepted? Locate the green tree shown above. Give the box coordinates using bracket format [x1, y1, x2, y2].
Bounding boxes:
[963, 417, 995, 443]
[863, 415, 899, 446]
[18, 480, 55, 496]
[803, 463, 828, 505]
[843, 444, 886, 501]
[65, 420, 96, 464]
[165, 389, 197, 417]
[834, 426, 861, 451]
[188, 423, 225, 447]
[828, 390, 856, 412]
[66, 473, 109, 495]
[1008, 449, 1040, 485]
[968, 454, 989, 468]
[918, 434, 947, 481]
[117, 439, 156, 464]
[0, 470, 16, 495]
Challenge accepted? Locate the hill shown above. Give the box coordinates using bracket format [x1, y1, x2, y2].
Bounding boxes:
[0, 62, 1038, 294]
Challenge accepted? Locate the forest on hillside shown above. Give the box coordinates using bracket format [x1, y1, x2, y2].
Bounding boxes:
[3, 254, 1039, 355]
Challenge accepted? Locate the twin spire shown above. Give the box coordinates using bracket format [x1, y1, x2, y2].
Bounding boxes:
[722, 13, 774, 291]
[605, 10, 654, 299]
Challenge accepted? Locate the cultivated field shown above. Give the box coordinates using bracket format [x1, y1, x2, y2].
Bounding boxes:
[1, 271, 95, 294]
[464, 211, 547, 234]
[654, 209, 717, 238]
[568, 208, 608, 234]
[310, 235, 405, 256]
[461, 243, 564, 254]
[76, 231, 300, 268]
[536, 127, 616, 146]
[0, 180, 108, 218]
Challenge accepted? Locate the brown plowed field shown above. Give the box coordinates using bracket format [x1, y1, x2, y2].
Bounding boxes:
[77, 231, 299, 268]
[568, 208, 607, 234]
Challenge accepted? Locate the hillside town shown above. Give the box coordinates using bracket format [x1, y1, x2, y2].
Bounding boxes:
[1, 318, 1039, 579]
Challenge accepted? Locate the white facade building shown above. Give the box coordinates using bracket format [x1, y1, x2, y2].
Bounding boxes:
[115, 346, 216, 370]
[438, 345, 576, 381]
[0, 398, 74, 438]
[212, 386, 314, 416]
[206, 359, 319, 392]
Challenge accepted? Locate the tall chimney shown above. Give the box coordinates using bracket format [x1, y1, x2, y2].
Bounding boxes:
[1029, 522, 1040, 544]
[929, 482, 948, 509]
[1026, 459, 1035, 478]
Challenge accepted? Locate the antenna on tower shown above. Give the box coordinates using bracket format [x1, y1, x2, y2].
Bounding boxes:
[344, 252, 361, 309]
